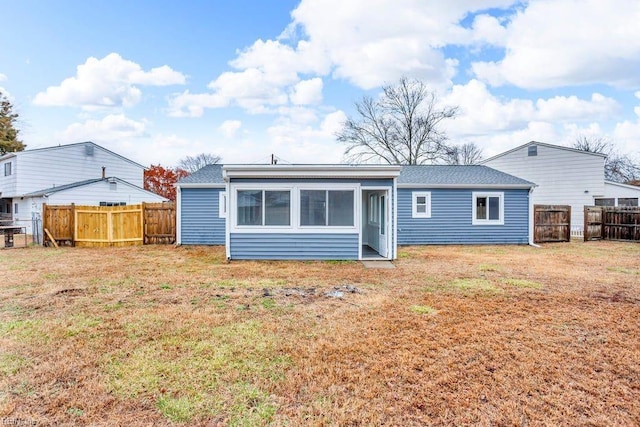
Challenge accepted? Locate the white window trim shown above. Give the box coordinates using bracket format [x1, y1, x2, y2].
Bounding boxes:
[229, 182, 359, 233]
[234, 188, 294, 229]
[472, 192, 504, 226]
[219, 191, 227, 218]
[412, 191, 431, 218]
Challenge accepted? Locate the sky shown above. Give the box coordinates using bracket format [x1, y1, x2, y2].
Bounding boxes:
[1, 0, 639, 167]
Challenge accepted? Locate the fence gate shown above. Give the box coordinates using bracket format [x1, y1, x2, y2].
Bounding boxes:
[584, 206, 603, 241]
[534, 205, 571, 243]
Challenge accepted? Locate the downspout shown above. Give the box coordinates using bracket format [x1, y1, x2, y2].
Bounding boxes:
[393, 177, 398, 260]
[528, 186, 540, 247]
[225, 180, 231, 261]
[175, 185, 182, 245]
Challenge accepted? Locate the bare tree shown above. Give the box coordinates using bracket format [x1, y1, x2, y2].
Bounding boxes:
[177, 153, 222, 173]
[444, 142, 483, 165]
[573, 136, 640, 184]
[337, 77, 458, 165]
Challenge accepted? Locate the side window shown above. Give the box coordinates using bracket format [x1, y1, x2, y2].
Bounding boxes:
[4, 162, 11, 176]
[412, 192, 431, 218]
[219, 192, 227, 218]
[472, 192, 504, 225]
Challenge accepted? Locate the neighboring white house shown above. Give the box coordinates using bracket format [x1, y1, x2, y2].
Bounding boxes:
[482, 141, 640, 232]
[0, 141, 166, 235]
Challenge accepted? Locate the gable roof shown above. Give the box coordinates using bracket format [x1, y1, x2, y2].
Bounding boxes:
[177, 163, 533, 189]
[481, 140, 607, 164]
[0, 141, 147, 169]
[398, 165, 534, 188]
[24, 176, 166, 200]
[178, 164, 224, 185]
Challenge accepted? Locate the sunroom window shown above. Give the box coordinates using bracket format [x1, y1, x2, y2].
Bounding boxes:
[300, 190, 354, 227]
[237, 190, 290, 226]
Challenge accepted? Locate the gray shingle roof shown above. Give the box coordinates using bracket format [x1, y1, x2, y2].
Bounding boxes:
[24, 178, 105, 196]
[178, 164, 224, 184]
[398, 165, 534, 186]
[178, 164, 533, 187]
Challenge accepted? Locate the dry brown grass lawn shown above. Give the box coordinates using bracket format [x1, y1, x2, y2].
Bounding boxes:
[0, 241, 639, 426]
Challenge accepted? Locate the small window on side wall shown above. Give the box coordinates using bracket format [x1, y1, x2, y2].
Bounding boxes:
[617, 198, 638, 207]
[472, 192, 504, 225]
[594, 198, 614, 207]
[4, 162, 11, 176]
[219, 192, 227, 218]
[412, 192, 431, 218]
[528, 146, 537, 156]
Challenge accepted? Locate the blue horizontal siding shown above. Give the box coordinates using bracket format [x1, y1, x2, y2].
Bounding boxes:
[180, 188, 225, 245]
[397, 188, 529, 245]
[230, 233, 359, 260]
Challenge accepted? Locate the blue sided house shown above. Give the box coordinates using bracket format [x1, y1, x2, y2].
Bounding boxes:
[177, 164, 535, 260]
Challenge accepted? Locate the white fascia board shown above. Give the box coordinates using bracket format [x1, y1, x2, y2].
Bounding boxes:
[177, 183, 226, 189]
[604, 180, 640, 191]
[397, 183, 535, 189]
[222, 165, 402, 180]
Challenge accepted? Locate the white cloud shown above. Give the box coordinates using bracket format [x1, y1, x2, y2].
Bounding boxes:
[59, 114, 148, 143]
[0, 73, 6, 82]
[34, 53, 186, 109]
[290, 78, 323, 105]
[168, 0, 518, 116]
[219, 120, 242, 138]
[443, 80, 619, 138]
[472, 0, 640, 88]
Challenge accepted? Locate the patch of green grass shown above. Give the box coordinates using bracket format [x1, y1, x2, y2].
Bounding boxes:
[105, 319, 289, 423]
[450, 278, 500, 293]
[159, 283, 172, 290]
[261, 298, 276, 310]
[324, 260, 356, 265]
[410, 305, 437, 315]
[503, 278, 543, 289]
[607, 266, 640, 275]
[397, 250, 411, 259]
[67, 407, 84, 417]
[43, 272, 61, 280]
[228, 382, 277, 426]
[478, 264, 500, 272]
[0, 353, 28, 376]
[65, 315, 102, 338]
[157, 395, 198, 423]
[0, 319, 47, 342]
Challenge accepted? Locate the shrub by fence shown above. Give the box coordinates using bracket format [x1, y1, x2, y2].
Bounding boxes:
[43, 203, 175, 247]
[584, 206, 640, 242]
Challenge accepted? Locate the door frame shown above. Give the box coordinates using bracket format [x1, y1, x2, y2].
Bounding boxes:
[360, 187, 392, 260]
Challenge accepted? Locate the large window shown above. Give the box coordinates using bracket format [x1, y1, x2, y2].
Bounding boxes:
[472, 192, 504, 225]
[237, 190, 290, 226]
[300, 190, 354, 227]
[412, 192, 431, 218]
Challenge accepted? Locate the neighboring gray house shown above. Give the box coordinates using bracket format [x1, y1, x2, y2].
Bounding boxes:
[481, 141, 640, 231]
[0, 141, 166, 234]
[177, 164, 534, 260]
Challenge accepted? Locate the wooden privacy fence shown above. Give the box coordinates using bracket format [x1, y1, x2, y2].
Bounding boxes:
[584, 206, 640, 242]
[43, 203, 175, 247]
[533, 205, 571, 243]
